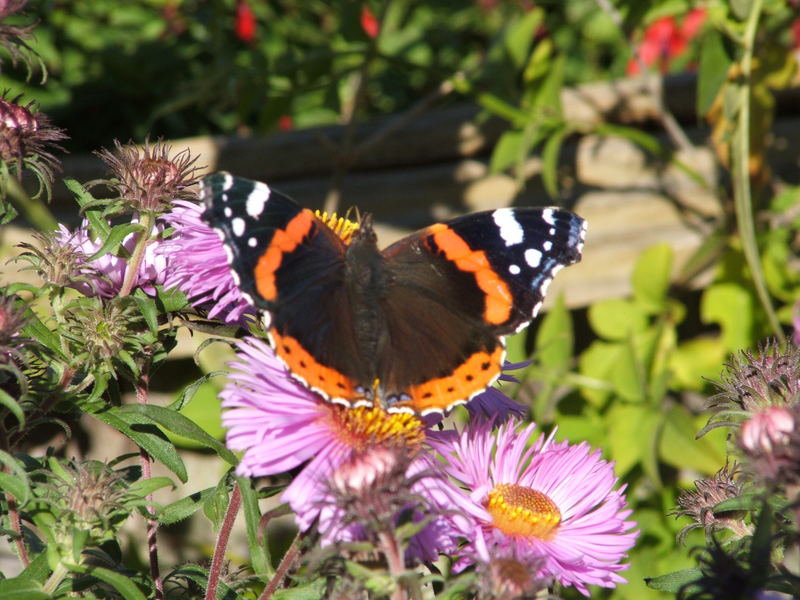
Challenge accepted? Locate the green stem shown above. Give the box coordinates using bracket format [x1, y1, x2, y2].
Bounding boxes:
[5, 174, 58, 232]
[42, 560, 70, 594]
[119, 211, 155, 298]
[732, 0, 784, 343]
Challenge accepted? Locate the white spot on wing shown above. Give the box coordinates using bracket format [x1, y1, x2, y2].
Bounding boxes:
[224, 207, 232, 218]
[222, 173, 234, 191]
[509, 264, 521, 275]
[543, 240, 553, 251]
[525, 248, 542, 267]
[232, 217, 246, 237]
[542, 208, 555, 225]
[246, 183, 271, 217]
[493, 209, 524, 246]
[248, 237, 258, 247]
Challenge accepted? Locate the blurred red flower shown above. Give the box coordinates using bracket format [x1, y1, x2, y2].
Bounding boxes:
[360, 5, 379, 39]
[627, 8, 706, 75]
[235, 0, 256, 44]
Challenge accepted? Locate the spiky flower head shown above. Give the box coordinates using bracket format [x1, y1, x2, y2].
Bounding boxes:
[709, 342, 800, 419]
[62, 297, 142, 371]
[15, 228, 102, 291]
[0, 1, 43, 78]
[38, 459, 135, 549]
[95, 139, 200, 213]
[671, 464, 751, 544]
[0, 95, 66, 198]
[474, 553, 549, 600]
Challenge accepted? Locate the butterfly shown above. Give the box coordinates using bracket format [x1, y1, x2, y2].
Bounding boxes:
[201, 172, 586, 415]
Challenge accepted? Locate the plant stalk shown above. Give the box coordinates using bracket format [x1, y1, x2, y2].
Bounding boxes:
[205, 482, 242, 600]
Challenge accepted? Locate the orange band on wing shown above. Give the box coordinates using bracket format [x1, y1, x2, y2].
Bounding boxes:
[270, 328, 357, 400]
[402, 345, 504, 413]
[254, 210, 315, 301]
[429, 224, 513, 325]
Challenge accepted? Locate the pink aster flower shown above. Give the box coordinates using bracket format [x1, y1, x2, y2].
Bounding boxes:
[53, 220, 167, 298]
[429, 418, 638, 596]
[159, 200, 253, 325]
[220, 336, 451, 559]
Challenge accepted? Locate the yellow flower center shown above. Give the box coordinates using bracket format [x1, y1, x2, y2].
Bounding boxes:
[329, 405, 425, 453]
[315, 210, 360, 244]
[486, 483, 561, 540]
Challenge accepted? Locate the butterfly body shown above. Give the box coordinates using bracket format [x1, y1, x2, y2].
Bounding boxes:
[202, 173, 586, 415]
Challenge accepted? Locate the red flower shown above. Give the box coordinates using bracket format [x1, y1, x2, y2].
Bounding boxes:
[792, 18, 800, 49]
[360, 5, 379, 39]
[235, 0, 256, 44]
[278, 115, 293, 131]
[627, 8, 706, 75]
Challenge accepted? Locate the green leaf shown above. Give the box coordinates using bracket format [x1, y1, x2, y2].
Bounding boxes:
[605, 403, 659, 476]
[489, 129, 523, 173]
[153, 285, 189, 313]
[645, 567, 702, 592]
[588, 299, 648, 340]
[18, 551, 50, 583]
[594, 123, 662, 155]
[697, 29, 731, 116]
[701, 283, 754, 352]
[541, 124, 568, 198]
[0, 387, 25, 428]
[236, 476, 271, 576]
[270, 580, 326, 600]
[87, 223, 144, 262]
[0, 450, 30, 504]
[170, 380, 226, 450]
[128, 476, 175, 499]
[0, 578, 50, 600]
[64, 178, 110, 238]
[535, 294, 572, 369]
[118, 404, 236, 465]
[132, 290, 158, 336]
[632, 244, 673, 314]
[714, 493, 761, 513]
[659, 404, 726, 475]
[160, 487, 216, 525]
[504, 9, 543, 69]
[20, 308, 66, 361]
[92, 410, 188, 482]
[577, 340, 619, 405]
[72, 565, 146, 600]
[203, 477, 231, 530]
[670, 337, 726, 390]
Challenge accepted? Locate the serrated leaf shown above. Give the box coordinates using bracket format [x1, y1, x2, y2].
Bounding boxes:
[0, 578, 50, 600]
[697, 29, 732, 115]
[92, 410, 188, 482]
[160, 487, 216, 525]
[154, 285, 189, 313]
[119, 404, 237, 465]
[87, 223, 143, 262]
[633, 244, 673, 314]
[203, 477, 231, 530]
[714, 493, 760, 513]
[0, 450, 30, 504]
[645, 567, 703, 592]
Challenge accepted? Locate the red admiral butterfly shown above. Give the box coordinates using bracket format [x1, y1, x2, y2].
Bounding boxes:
[201, 173, 586, 415]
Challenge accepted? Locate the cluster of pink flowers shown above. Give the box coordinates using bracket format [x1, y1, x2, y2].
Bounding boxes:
[153, 189, 638, 596]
